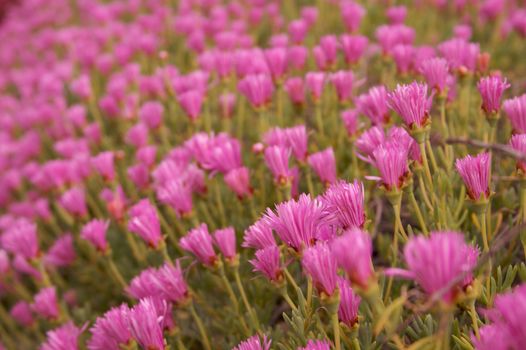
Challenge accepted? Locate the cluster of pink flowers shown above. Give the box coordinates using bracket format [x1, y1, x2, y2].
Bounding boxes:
[1, 0, 526, 349]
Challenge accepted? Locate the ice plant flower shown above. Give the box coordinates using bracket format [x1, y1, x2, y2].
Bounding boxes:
[471, 324, 513, 350]
[477, 75, 510, 116]
[341, 109, 359, 137]
[238, 74, 274, 110]
[455, 152, 491, 201]
[503, 94, 526, 133]
[386, 231, 478, 303]
[44, 234, 76, 267]
[88, 304, 132, 350]
[299, 339, 331, 350]
[10, 301, 34, 327]
[356, 85, 390, 125]
[127, 199, 163, 248]
[340, 34, 368, 65]
[509, 134, 526, 174]
[178, 89, 204, 121]
[213, 227, 237, 262]
[372, 143, 410, 191]
[250, 246, 282, 283]
[127, 297, 166, 350]
[80, 219, 110, 253]
[387, 82, 430, 130]
[41, 322, 83, 350]
[91, 151, 116, 182]
[156, 179, 193, 217]
[154, 260, 189, 305]
[330, 70, 355, 103]
[139, 101, 163, 129]
[337, 277, 361, 328]
[32, 287, 60, 320]
[355, 126, 385, 161]
[225, 167, 252, 199]
[264, 194, 328, 251]
[305, 72, 326, 102]
[480, 284, 526, 350]
[233, 335, 272, 350]
[419, 58, 449, 94]
[264, 146, 293, 185]
[1, 219, 39, 259]
[179, 223, 217, 267]
[331, 228, 374, 288]
[302, 243, 338, 297]
[308, 148, 337, 185]
[323, 180, 366, 230]
[243, 219, 276, 250]
[59, 187, 88, 217]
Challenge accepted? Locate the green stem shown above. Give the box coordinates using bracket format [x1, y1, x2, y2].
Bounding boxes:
[306, 276, 313, 310]
[106, 256, 127, 289]
[409, 188, 429, 235]
[214, 184, 227, 227]
[332, 312, 342, 350]
[469, 301, 480, 340]
[419, 142, 434, 191]
[479, 212, 489, 253]
[234, 268, 261, 332]
[280, 287, 298, 312]
[426, 139, 439, 173]
[315, 103, 325, 138]
[189, 302, 211, 350]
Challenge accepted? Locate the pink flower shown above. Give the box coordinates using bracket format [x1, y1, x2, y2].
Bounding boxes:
[264, 146, 293, 185]
[299, 339, 331, 350]
[386, 6, 407, 24]
[387, 82, 430, 129]
[154, 260, 189, 305]
[287, 46, 308, 70]
[319, 35, 340, 67]
[125, 123, 149, 148]
[10, 301, 34, 327]
[419, 58, 449, 93]
[386, 231, 478, 303]
[264, 194, 328, 251]
[392, 44, 415, 73]
[157, 180, 193, 217]
[91, 151, 116, 182]
[331, 228, 374, 288]
[483, 284, 526, 350]
[341, 1, 365, 32]
[372, 143, 410, 190]
[375, 24, 415, 53]
[128, 164, 150, 190]
[438, 38, 479, 72]
[127, 268, 161, 300]
[127, 298, 166, 350]
[509, 134, 526, 173]
[59, 187, 88, 217]
[238, 74, 274, 109]
[213, 227, 237, 261]
[340, 34, 368, 65]
[127, 199, 163, 248]
[219, 93, 236, 118]
[503, 94, 526, 133]
[179, 223, 217, 266]
[302, 243, 338, 296]
[225, 167, 253, 199]
[44, 234, 76, 267]
[178, 89, 204, 121]
[250, 246, 282, 282]
[243, 219, 276, 250]
[32, 287, 59, 320]
[337, 277, 361, 328]
[477, 75, 510, 114]
[264, 47, 288, 82]
[288, 19, 308, 44]
[355, 126, 385, 161]
[88, 304, 132, 350]
[1, 219, 39, 259]
[323, 180, 366, 229]
[139, 101, 164, 129]
[341, 109, 360, 136]
[455, 152, 491, 200]
[330, 70, 355, 103]
[308, 148, 337, 185]
[471, 324, 513, 350]
[233, 335, 272, 350]
[285, 77, 305, 105]
[305, 72, 326, 101]
[356, 85, 390, 125]
[41, 321, 83, 350]
[81, 219, 110, 253]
